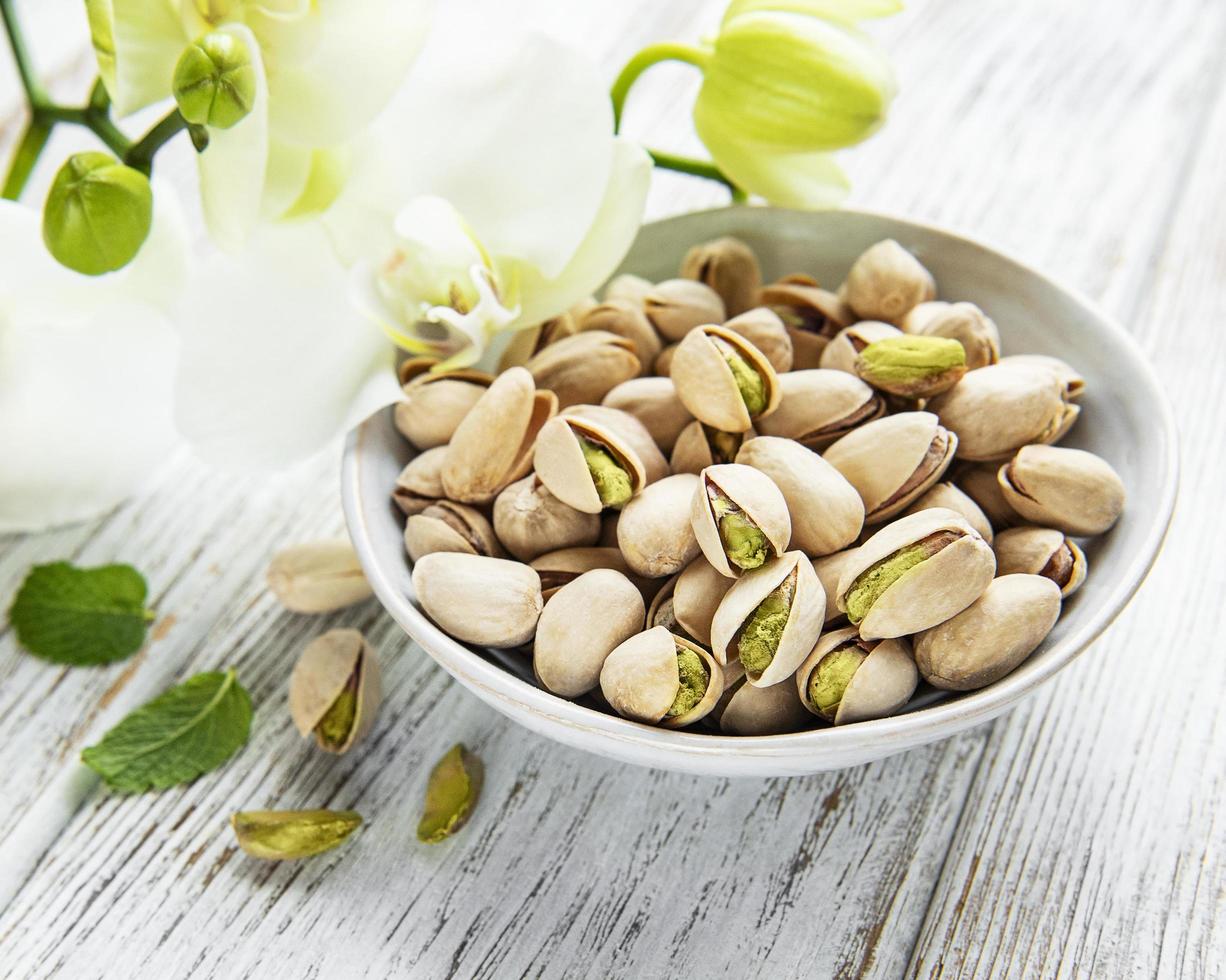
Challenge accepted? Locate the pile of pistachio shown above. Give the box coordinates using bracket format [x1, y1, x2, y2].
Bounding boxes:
[392, 236, 1126, 735]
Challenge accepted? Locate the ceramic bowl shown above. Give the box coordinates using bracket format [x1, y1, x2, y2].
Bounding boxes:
[341, 206, 1177, 777]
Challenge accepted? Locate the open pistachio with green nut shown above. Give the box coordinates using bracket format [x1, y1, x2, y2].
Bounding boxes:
[796, 628, 917, 724]
[599, 626, 723, 727]
[670, 324, 780, 432]
[533, 414, 646, 514]
[289, 629, 382, 754]
[691, 463, 791, 577]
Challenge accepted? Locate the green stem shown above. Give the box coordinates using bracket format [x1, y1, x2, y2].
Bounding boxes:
[610, 41, 709, 132]
[1, 116, 50, 199]
[0, 0, 46, 106]
[125, 109, 188, 172]
[649, 149, 746, 202]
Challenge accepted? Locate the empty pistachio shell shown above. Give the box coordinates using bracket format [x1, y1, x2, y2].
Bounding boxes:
[394, 358, 494, 450]
[722, 307, 794, 373]
[843, 239, 937, 325]
[855, 335, 967, 399]
[993, 526, 1087, 597]
[578, 300, 661, 376]
[497, 311, 578, 372]
[713, 662, 810, 735]
[602, 377, 693, 454]
[819, 321, 901, 374]
[493, 474, 601, 562]
[672, 557, 735, 647]
[267, 539, 373, 613]
[671, 325, 780, 432]
[915, 302, 1001, 371]
[604, 273, 654, 307]
[823, 411, 957, 524]
[998, 445, 1125, 535]
[755, 369, 885, 451]
[796, 628, 917, 725]
[915, 574, 1061, 690]
[525, 330, 641, 409]
[956, 462, 1022, 530]
[564, 404, 669, 486]
[289, 628, 382, 754]
[533, 569, 646, 697]
[412, 553, 543, 647]
[404, 501, 502, 562]
[670, 420, 752, 475]
[418, 743, 483, 843]
[759, 277, 852, 369]
[836, 508, 995, 640]
[680, 236, 762, 317]
[393, 447, 449, 515]
[617, 473, 702, 578]
[644, 279, 726, 341]
[902, 481, 994, 544]
[534, 415, 647, 514]
[811, 548, 860, 625]
[736, 436, 864, 557]
[231, 809, 362, 860]
[530, 546, 649, 601]
[691, 463, 791, 577]
[599, 626, 723, 728]
[998, 353, 1085, 399]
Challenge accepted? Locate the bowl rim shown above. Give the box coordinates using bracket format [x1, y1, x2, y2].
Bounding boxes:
[342, 205, 1179, 761]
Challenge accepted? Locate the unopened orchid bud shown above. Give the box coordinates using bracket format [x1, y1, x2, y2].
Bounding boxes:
[42, 152, 153, 275]
[173, 31, 257, 129]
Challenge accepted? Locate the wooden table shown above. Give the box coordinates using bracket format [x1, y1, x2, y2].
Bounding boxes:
[2, 1, 1222, 976]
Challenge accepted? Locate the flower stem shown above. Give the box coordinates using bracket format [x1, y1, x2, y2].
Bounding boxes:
[0, 0, 46, 107]
[125, 110, 188, 173]
[610, 41, 709, 133]
[648, 148, 746, 203]
[1, 116, 50, 199]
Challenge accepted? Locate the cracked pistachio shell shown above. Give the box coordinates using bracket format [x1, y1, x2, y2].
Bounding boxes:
[267, 539, 372, 613]
[497, 311, 579, 372]
[530, 546, 649, 601]
[736, 436, 864, 557]
[533, 569, 646, 697]
[564, 404, 669, 485]
[671, 325, 781, 432]
[915, 574, 1061, 690]
[442, 367, 557, 505]
[819, 320, 901, 374]
[692, 464, 792, 578]
[232, 809, 362, 861]
[760, 277, 853, 370]
[604, 273, 654, 307]
[493, 474, 601, 562]
[993, 526, 1087, 597]
[811, 548, 860, 625]
[394, 358, 494, 450]
[654, 343, 679, 377]
[900, 300, 950, 334]
[392, 447, 448, 515]
[956, 462, 1021, 530]
[670, 420, 753, 475]
[836, 508, 995, 640]
[796, 628, 917, 725]
[915, 302, 1001, 371]
[712, 662, 810, 735]
[404, 501, 503, 563]
[823, 412, 958, 524]
[673, 557, 735, 647]
[711, 551, 824, 685]
[579, 300, 662, 376]
[412, 553, 543, 647]
[525, 330, 641, 409]
[645, 572, 684, 634]
[902, 481, 994, 544]
[928, 362, 1079, 462]
[599, 626, 723, 727]
[998, 445, 1125, 536]
[680, 236, 762, 317]
[998, 354, 1085, 399]
[617, 474, 702, 578]
[534, 415, 647, 515]
[289, 628, 381, 754]
[843, 239, 937, 325]
[755, 369, 885, 451]
[722, 307, 794, 373]
[602, 377, 693, 455]
[644, 279, 726, 341]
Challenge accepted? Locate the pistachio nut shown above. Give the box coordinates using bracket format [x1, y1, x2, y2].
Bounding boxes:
[533, 569, 646, 697]
[644, 278, 726, 341]
[843, 239, 937, 325]
[992, 526, 1087, 597]
[759, 276, 852, 370]
[915, 302, 1001, 370]
[722, 307, 794, 373]
[266, 539, 373, 613]
[819, 320, 901, 374]
[533, 415, 647, 514]
[691, 463, 791, 577]
[616, 473, 702, 578]
[231, 809, 362, 861]
[392, 446, 449, 515]
[901, 481, 994, 544]
[670, 420, 752, 475]
[289, 628, 382, 754]
[525, 330, 641, 409]
[712, 661, 810, 735]
[602, 377, 693, 454]
[497, 311, 578, 372]
[394, 358, 494, 450]
[670, 325, 780, 432]
[680, 235, 762, 316]
[899, 300, 950, 334]
[529, 546, 647, 601]
[927, 361, 1079, 461]
[404, 501, 503, 562]
[411, 553, 544, 647]
[564, 404, 669, 485]
[672, 557, 735, 647]
[811, 548, 860, 625]
[604, 272, 654, 307]
[956, 461, 1021, 530]
[654, 343, 678, 377]
[823, 411, 957, 524]
[599, 626, 723, 728]
[492, 474, 602, 562]
[755, 368, 886, 450]
[855, 335, 967, 399]
[418, 743, 483, 843]
[795, 628, 917, 725]
[710, 551, 824, 685]
[835, 507, 995, 640]
[997, 444, 1125, 536]
[736, 436, 865, 557]
[442, 366, 557, 504]
[578, 300, 662, 376]
[998, 353, 1085, 399]
[914, 573, 1061, 690]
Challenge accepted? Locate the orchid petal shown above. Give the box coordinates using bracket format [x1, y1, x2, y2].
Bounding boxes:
[90, 0, 186, 116]
[723, 0, 904, 25]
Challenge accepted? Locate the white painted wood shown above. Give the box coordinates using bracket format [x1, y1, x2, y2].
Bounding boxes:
[0, 0, 1222, 976]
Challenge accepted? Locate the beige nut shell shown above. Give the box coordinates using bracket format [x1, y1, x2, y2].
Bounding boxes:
[617, 473, 702, 578]
[533, 415, 647, 514]
[811, 548, 860, 625]
[289, 628, 382, 753]
[392, 447, 448, 515]
[670, 420, 751, 475]
[645, 279, 727, 341]
[404, 501, 502, 562]
[998, 353, 1085, 399]
[902, 481, 994, 544]
[525, 330, 641, 409]
[578, 300, 662, 376]
[915, 302, 1001, 371]
[755, 369, 884, 450]
[602, 377, 693, 454]
[564, 404, 669, 485]
[795, 628, 917, 725]
[819, 321, 901, 375]
[493, 474, 601, 562]
[673, 557, 735, 647]
[992, 526, 1087, 597]
[670, 325, 781, 433]
[722, 308, 794, 373]
[599, 626, 723, 727]
[411, 553, 543, 648]
[394, 358, 493, 450]
[714, 662, 811, 735]
[530, 547, 648, 601]
[956, 462, 1021, 530]
[691, 463, 792, 578]
[998, 444, 1125, 536]
[843, 239, 937, 325]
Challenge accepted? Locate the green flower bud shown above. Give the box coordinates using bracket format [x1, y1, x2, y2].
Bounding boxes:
[667, 646, 710, 717]
[580, 437, 633, 508]
[173, 32, 257, 130]
[43, 152, 153, 276]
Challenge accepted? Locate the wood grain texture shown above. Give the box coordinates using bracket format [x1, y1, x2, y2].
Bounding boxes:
[0, 0, 1222, 977]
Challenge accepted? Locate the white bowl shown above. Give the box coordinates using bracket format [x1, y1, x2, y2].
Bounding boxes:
[341, 206, 1177, 777]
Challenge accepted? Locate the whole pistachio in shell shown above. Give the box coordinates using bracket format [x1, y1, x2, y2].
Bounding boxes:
[712, 661, 810, 735]
[442, 367, 556, 504]
[645, 573, 687, 635]
[956, 461, 1021, 530]
[289, 628, 381, 754]
[796, 628, 917, 725]
[578, 300, 662, 376]
[997, 444, 1125, 536]
[493, 474, 601, 562]
[811, 548, 859, 625]
[823, 411, 958, 524]
[691, 463, 791, 577]
[900, 300, 950, 334]
[530, 546, 648, 601]
[843, 239, 937, 325]
[670, 325, 780, 432]
[411, 553, 543, 647]
[617, 473, 702, 578]
[760, 276, 853, 370]
[404, 501, 503, 563]
[670, 420, 751, 475]
[710, 551, 824, 686]
[835, 507, 995, 640]
[644, 279, 726, 341]
[915, 302, 1001, 371]
[267, 539, 373, 613]
[680, 236, 762, 316]
[604, 273, 653, 307]
[819, 320, 900, 374]
[394, 358, 494, 450]
[497, 311, 578, 372]
[534, 414, 647, 514]
[914, 574, 1061, 690]
[533, 569, 646, 698]
[672, 557, 735, 647]
[722, 307, 794, 373]
[525, 330, 641, 409]
[599, 626, 723, 728]
[736, 436, 864, 557]
[755, 368, 885, 451]
[602, 377, 693, 454]
[855, 335, 967, 399]
[902, 481, 994, 544]
[393, 447, 448, 515]
[998, 353, 1085, 399]
[564, 404, 669, 485]
[993, 526, 1087, 597]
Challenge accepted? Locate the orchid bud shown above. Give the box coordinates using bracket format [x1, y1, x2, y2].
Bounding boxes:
[173, 32, 257, 130]
[43, 152, 153, 276]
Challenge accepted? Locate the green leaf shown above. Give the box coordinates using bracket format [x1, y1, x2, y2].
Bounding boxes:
[8, 562, 154, 666]
[81, 669, 253, 793]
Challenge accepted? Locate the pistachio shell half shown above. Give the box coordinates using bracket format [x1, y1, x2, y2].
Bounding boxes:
[617, 474, 702, 578]
[599, 626, 723, 728]
[394, 358, 494, 450]
[680, 236, 762, 316]
[759, 277, 852, 369]
[497, 311, 578, 372]
[672, 557, 734, 647]
[267, 539, 373, 613]
[392, 447, 448, 515]
[670, 325, 781, 432]
[915, 302, 1000, 371]
[754, 369, 885, 451]
[712, 662, 811, 735]
[843, 239, 936, 325]
[956, 462, 1022, 530]
[578, 300, 662, 376]
[670, 420, 752, 475]
[997, 445, 1125, 536]
[411, 553, 543, 647]
[900, 300, 950, 334]
[722, 307, 794, 373]
[796, 628, 917, 725]
[691, 463, 791, 577]
[289, 628, 382, 754]
[404, 501, 502, 562]
[492, 474, 601, 562]
[530, 546, 648, 601]
[525, 330, 641, 409]
[901, 481, 994, 544]
[645, 573, 687, 635]
[604, 273, 653, 307]
[563, 404, 669, 486]
[819, 321, 901, 374]
[811, 548, 859, 625]
[992, 526, 1087, 597]
[998, 353, 1085, 399]
[602, 377, 693, 454]
[533, 414, 647, 514]
[644, 279, 726, 341]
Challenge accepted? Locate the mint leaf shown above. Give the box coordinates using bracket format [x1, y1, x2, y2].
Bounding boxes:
[81, 669, 253, 793]
[8, 562, 153, 666]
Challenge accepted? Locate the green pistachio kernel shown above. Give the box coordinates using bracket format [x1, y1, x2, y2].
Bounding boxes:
[856, 335, 966, 396]
[809, 646, 868, 718]
[844, 531, 958, 624]
[579, 437, 633, 508]
[418, 744, 483, 843]
[715, 338, 767, 415]
[173, 31, 257, 129]
[704, 425, 742, 464]
[315, 683, 357, 749]
[709, 486, 769, 570]
[737, 571, 796, 675]
[667, 646, 710, 718]
[231, 809, 363, 861]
